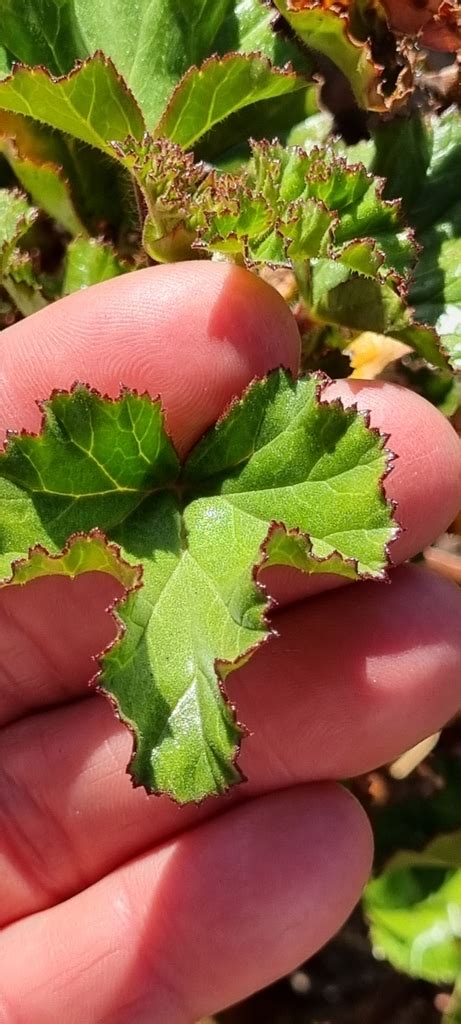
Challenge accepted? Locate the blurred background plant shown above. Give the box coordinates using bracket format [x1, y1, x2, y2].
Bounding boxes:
[0, 2, 459, 1020]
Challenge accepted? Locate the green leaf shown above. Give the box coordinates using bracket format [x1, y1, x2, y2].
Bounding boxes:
[0, 0, 310, 130]
[62, 236, 128, 294]
[197, 85, 328, 170]
[156, 52, 306, 150]
[0, 187, 48, 316]
[6, 152, 84, 236]
[0, 186, 36, 270]
[0, 0, 88, 76]
[0, 109, 136, 238]
[1, 529, 140, 590]
[196, 141, 416, 278]
[307, 262, 446, 368]
[364, 830, 461, 984]
[0, 370, 395, 802]
[0, 54, 145, 154]
[372, 108, 461, 369]
[410, 214, 461, 370]
[272, 0, 383, 111]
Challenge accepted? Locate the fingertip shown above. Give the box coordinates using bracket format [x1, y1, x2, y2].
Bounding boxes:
[0, 263, 300, 454]
[325, 380, 461, 563]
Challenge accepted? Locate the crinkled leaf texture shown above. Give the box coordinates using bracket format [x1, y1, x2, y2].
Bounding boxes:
[364, 830, 461, 984]
[0, 371, 396, 804]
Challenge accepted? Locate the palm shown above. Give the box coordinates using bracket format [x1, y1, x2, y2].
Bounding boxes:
[1, 263, 461, 1024]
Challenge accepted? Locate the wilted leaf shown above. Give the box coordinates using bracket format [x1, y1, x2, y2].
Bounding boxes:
[0, 54, 145, 155]
[364, 830, 461, 984]
[380, 0, 460, 52]
[273, 0, 388, 110]
[0, 371, 395, 802]
[156, 53, 306, 149]
[345, 331, 412, 379]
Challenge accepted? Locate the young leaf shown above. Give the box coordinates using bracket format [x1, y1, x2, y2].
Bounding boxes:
[62, 237, 128, 295]
[0, 54, 145, 155]
[195, 141, 416, 278]
[364, 830, 461, 984]
[0, 370, 396, 803]
[156, 53, 306, 149]
[0, 187, 48, 315]
[0, 186, 36, 270]
[115, 136, 210, 263]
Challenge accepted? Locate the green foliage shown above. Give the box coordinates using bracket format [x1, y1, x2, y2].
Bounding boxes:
[372, 107, 461, 369]
[272, 0, 382, 110]
[0, 371, 395, 802]
[62, 236, 128, 293]
[156, 54, 306, 149]
[0, 1, 455, 376]
[0, 0, 311, 128]
[0, 55, 146, 154]
[364, 830, 461, 984]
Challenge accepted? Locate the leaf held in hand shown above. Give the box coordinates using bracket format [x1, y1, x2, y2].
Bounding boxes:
[0, 371, 396, 804]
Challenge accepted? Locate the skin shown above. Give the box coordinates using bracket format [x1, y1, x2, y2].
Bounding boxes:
[1, 262, 461, 1023]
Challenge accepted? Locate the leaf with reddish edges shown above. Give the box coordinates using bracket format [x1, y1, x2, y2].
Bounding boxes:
[272, 0, 388, 110]
[0, 370, 396, 803]
[0, 54, 145, 155]
[0, 0, 312, 128]
[156, 52, 307, 149]
[0, 187, 49, 316]
[0, 144, 85, 238]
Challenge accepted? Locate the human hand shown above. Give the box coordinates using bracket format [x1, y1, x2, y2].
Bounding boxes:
[1, 263, 461, 1024]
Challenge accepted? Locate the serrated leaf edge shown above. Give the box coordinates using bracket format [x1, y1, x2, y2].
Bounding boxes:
[155, 49, 307, 140]
[282, 0, 413, 111]
[0, 51, 146, 142]
[0, 373, 400, 803]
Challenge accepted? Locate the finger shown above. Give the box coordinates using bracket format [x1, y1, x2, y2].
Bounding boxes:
[1, 370, 460, 728]
[0, 262, 299, 727]
[262, 379, 461, 604]
[0, 785, 372, 1024]
[2, 565, 460, 924]
[0, 262, 300, 455]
